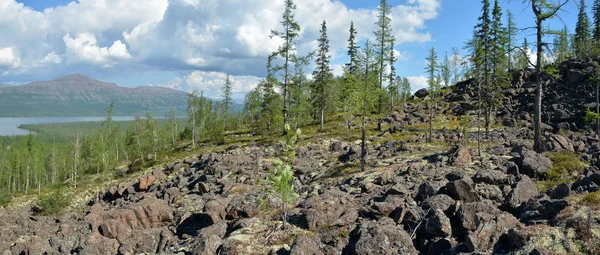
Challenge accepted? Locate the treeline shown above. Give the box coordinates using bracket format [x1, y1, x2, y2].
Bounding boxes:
[0, 103, 184, 200]
[242, 0, 412, 139]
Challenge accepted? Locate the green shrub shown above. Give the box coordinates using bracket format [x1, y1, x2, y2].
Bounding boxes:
[37, 188, 71, 216]
[544, 63, 560, 78]
[584, 107, 600, 125]
[0, 192, 12, 207]
[545, 151, 587, 180]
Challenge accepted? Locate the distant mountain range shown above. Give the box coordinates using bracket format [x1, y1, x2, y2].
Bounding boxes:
[0, 74, 190, 117]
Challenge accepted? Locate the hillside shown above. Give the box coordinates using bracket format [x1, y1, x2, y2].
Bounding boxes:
[1, 58, 600, 254]
[0, 74, 189, 117]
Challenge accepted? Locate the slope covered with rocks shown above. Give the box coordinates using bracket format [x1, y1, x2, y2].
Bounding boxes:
[2, 59, 600, 255]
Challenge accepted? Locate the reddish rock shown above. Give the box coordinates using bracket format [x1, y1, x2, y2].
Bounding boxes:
[139, 174, 157, 191]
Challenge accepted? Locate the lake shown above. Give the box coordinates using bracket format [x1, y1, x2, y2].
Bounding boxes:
[0, 116, 141, 136]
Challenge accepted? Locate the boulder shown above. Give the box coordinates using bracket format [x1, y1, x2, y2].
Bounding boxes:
[504, 175, 538, 212]
[424, 209, 452, 238]
[472, 170, 510, 185]
[290, 235, 324, 255]
[450, 146, 472, 166]
[516, 149, 552, 179]
[421, 194, 455, 214]
[446, 178, 480, 203]
[415, 88, 429, 99]
[353, 218, 418, 255]
[303, 190, 359, 231]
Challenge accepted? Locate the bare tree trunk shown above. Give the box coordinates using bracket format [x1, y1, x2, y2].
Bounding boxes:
[533, 17, 543, 153]
[283, 25, 290, 136]
[320, 108, 324, 132]
[596, 81, 600, 135]
[478, 70, 482, 157]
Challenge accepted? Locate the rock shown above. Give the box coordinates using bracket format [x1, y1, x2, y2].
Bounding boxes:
[548, 183, 570, 199]
[139, 174, 156, 191]
[415, 88, 429, 99]
[190, 235, 223, 255]
[504, 175, 538, 212]
[118, 228, 162, 254]
[424, 209, 452, 238]
[93, 199, 174, 242]
[457, 200, 502, 232]
[421, 194, 455, 214]
[545, 134, 574, 152]
[415, 182, 438, 202]
[472, 170, 510, 185]
[474, 183, 504, 203]
[450, 146, 472, 166]
[290, 235, 324, 255]
[464, 212, 521, 252]
[426, 238, 452, 255]
[303, 190, 359, 231]
[353, 218, 418, 255]
[516, 149, 552, 179]
[519, 194, 569, 223]
[446, 178, 480, 203]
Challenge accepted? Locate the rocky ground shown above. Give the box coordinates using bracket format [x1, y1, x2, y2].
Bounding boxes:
[2, 58, 600, 255]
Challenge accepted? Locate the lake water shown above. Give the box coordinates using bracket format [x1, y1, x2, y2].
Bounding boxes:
[0, 116, 140, 136]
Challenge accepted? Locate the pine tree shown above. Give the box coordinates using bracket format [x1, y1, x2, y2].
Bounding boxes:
[554, 26, 571, 62]
[271, 0, 300, 135]
[312, 20, 333, 132]
[441, 52, 451, 87]
[374, 0, 394, 131]
[516, 38, 530, 69]
[425, 47, 439, 143]
[222, 74, 233, 131]
[507, 10, 518, 70]
[574, 0, 592, 58]
[347, 21, 359, 74]
[358, 40, 379, 171]
[593, 0, 600, 49]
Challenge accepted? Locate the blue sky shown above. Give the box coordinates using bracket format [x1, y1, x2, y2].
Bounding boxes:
[1, 0, 585, 99]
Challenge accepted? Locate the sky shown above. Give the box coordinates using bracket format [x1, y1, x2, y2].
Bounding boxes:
[0, 0, 585, 100]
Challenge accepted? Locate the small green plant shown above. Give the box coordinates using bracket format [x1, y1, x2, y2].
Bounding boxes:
[266, 124, 300, 229]
[37, 188, 71, 216]
[584, 107, 600, 125]
[544, 63, 560, 78]
[0, 192, 12, 207]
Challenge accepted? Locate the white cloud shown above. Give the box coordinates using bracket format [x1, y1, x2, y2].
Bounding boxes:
[184, 71, 262, 99]
[40, 52, 62, 64]
[149, 77, 183, 90]
[0, 47, 20, 68]
[407, 75, 428, 92]
[63, 33, 132, 65]
[0, 0, 441, 94]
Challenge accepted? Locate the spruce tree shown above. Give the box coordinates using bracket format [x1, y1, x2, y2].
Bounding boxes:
[593, 0, 600, 47]
[516, 38, 530, 69]
[347, 21, 359, 74]
[222, 75, 233, 131]
[388, 42, 397, 109]
[554, 26, 571, 62]
[574, 0, 592, 58]
[271, 0, 300, 135]
[374, 0, 394, 131]
[312, 20, 333, 132]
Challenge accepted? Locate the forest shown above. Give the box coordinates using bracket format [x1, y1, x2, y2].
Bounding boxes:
[0, 0, 595, 205]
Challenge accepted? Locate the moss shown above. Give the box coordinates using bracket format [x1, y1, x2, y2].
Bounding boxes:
[582, 191, 600, 205]
[544, 151, 587, 183]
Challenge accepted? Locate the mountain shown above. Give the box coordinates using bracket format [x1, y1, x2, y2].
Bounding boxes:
[0, 83, 11, 87]
[0, 74, 189, 117]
